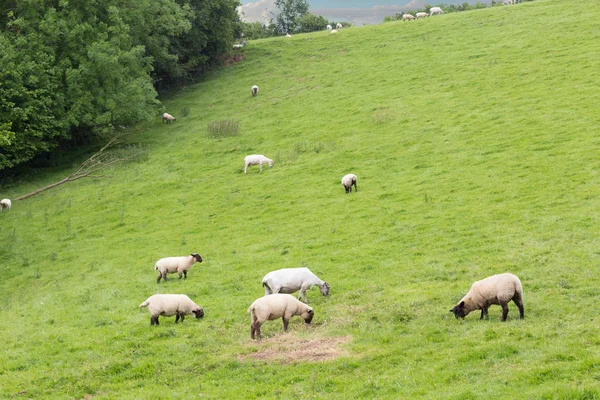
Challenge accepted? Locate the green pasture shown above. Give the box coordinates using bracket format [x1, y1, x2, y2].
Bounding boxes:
[1, 0, 600, 397]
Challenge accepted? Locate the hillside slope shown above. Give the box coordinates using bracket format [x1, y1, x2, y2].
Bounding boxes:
[1, 0, 600, 398]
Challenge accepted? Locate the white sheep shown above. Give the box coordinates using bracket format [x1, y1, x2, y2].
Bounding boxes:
[326, 24, 332, 30]
[139, 294, 204, 326]
[450, 273, 524, 321]
[429, 6, 444, 16]
[330, 29, 338, 34]
[248, 294, 314, 340]
[262, 267, 330, 304]
[336, 23, 343, 29]
[341, 174, 357, 194]
[402, 14, 415, 21]
[244, 154, 274, 175]
[285, 33, 292, 38]
[155, 253, 203, 283]
[0, 199, 11, 212]
[162, 113, 176, 123]
[251, 85, 259, 97]
[416, 12, 428, 18]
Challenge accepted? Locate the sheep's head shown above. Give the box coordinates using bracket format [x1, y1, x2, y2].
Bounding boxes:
[193, 307, 205, 319]
[191, 253, 203, 263]
[267, 159, 274, 167]
[320, 282, 331, 296]
[450, 301, 467, 319]
[303, 308, 314, 324]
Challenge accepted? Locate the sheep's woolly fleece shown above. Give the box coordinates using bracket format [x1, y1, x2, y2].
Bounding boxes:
[240, 335, 351, 364]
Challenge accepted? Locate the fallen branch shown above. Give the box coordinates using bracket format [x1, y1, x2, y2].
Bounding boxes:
[15, 137, 143, 200]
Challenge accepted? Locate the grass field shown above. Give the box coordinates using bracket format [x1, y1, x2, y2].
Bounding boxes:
[2, 0, 600, 398]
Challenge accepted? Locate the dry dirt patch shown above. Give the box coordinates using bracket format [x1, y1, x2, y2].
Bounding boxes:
[240, 335, 352, 364]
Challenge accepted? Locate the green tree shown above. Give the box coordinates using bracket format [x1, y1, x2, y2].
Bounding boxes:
[297, 13, 328, 33]
[271, 0, 309, 35]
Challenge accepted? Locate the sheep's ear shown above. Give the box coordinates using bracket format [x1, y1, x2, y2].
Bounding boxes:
[459, 301, 465, 308]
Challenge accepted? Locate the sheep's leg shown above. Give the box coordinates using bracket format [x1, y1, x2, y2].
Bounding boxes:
[163, 273, 168, 281]
[175, 314, 181, 323]
[151, 316, 159, 326]
[282, 317, 290, 331]
[183, 271, 187, 280]
[244, 165, 248, 175]
[178, 271, 183, 279]
[156, 273, 162, 284]
[513, 297, 524, 319]
[501, 304, 509, 321]
[180, 314, 185, 323]
[259, 163, 263, 173]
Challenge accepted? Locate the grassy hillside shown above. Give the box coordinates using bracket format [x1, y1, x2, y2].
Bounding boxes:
[2, 0, 600, 398]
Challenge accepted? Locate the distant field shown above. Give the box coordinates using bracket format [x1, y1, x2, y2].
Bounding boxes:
[1, 0, 600, 398]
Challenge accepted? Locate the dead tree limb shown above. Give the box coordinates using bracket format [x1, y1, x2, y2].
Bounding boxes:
[15, 137, 143, 201]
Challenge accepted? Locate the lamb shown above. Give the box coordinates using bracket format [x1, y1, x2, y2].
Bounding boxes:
[336, 23, 343, 29]
[162, 113, 176, 123]
[402, 14, 415, 21]
[262, 267, 330, 304]
[248, 294, 314, 340]
[326, 24, 332, 30]
[155, 253, 203, 284]
[139, 294, 204, 326]
[341, 173, 357, 194]
[244, 154, 274, 174]
[0, 199, 11, 212]
[429, 6, 444, 16]
[450, 273, 524, 321]
[416, 12, 428, 18]
[251, 85, 259, 97]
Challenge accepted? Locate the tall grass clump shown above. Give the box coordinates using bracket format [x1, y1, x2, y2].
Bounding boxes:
[207, 119, 240, 138]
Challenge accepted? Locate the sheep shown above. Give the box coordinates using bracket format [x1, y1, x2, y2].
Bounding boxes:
[162, 113, 176, 123]
[244, 154, 274, 175]
[155, 253, 203, 284]
[402, 14, 415, 21]
[0, 199, 11, 212]
[285, 33, 292, 38]
[429, 6, 444, 16]
[139, 294, 204, 326]
[450, 273, 524, 322]
[248, 294, 314, 340]
[330, 29, 338, 34]
[262, 267, 330, 304]
[336, 23, 343, 29]
[341, 174, 357, 194]
[416, 12, 428, 18]
[502, 0, 513, 4]
[326, 24, 332, 30]
[251, 85, 259, 97]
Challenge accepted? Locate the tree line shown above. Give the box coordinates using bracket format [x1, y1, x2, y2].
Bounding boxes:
[0, 0, 241, 172]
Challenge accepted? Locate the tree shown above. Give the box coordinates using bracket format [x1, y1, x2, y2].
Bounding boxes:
[297, 13, 328, 33]
[271, 0, 309, 35]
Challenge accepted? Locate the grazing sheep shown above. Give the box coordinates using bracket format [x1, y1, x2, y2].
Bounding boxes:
[330, 29, 338, 34]
[244, 154, 274, 174]
[450, 273, 524, 321]
[233, 40, 246, 49]
[402, 14, 415, 21]
[336, 23, 343, 29]
[155, 253, 203, 284]
[139, 294, 204, 326]
[162, 113, 176, 123]
[285, 33, 292, 38]
[341, 174, 357, 194]
[262, 267, 330, 304]
[0, 199, 11, 212]
[429, 6, 444, 16]
[251, 85, 259, 97]
[248, 294, 314, 340]
[416, 12, 428, 18]
[326, 24, 332, 30]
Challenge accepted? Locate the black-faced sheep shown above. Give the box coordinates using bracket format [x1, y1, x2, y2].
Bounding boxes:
[262, 267, 330, 304]
[450, 273, 524, 321]
[244, 154, 273, 174]
[251, 85, 259, 97]
[248, 294, 314, 340]
[162, 113, 176, 123]
[139, 294, 204, 326]
[341, 174, 357, 193]
[0, 199, 11, 212]
[336, 23, 343, 29]
[155, 253, 203, 283]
